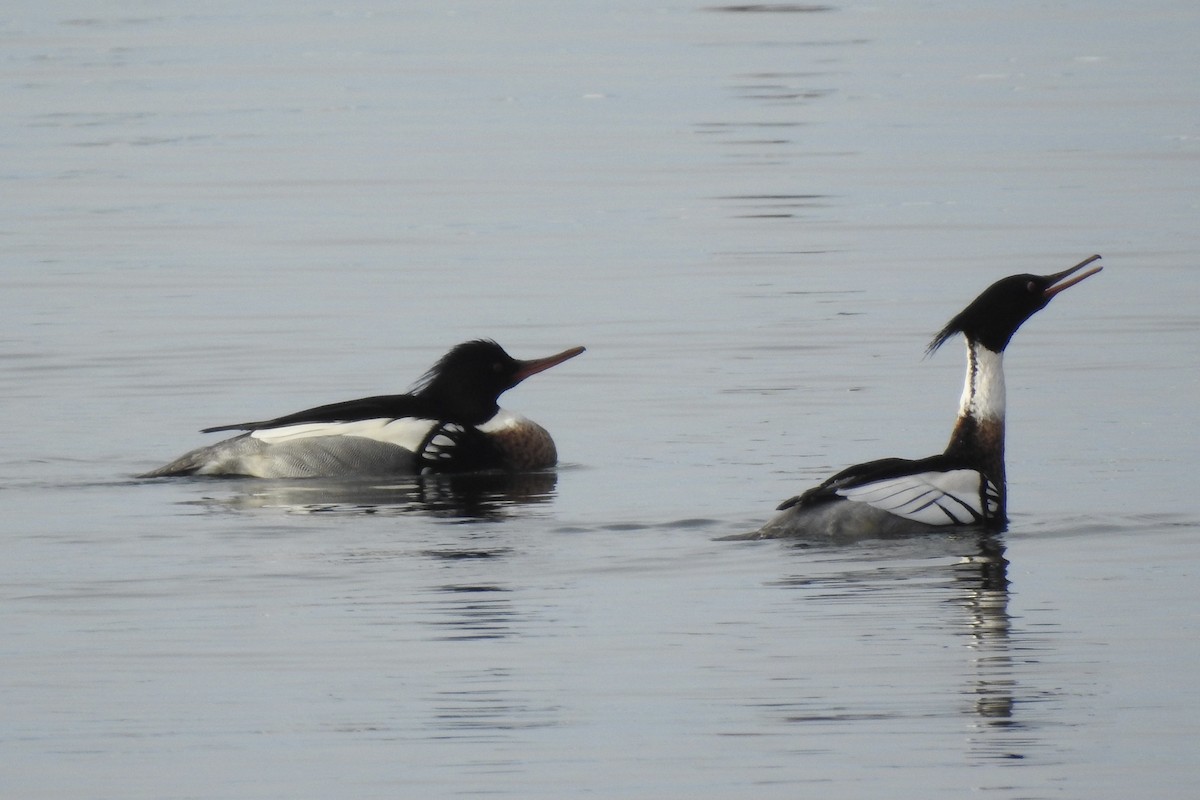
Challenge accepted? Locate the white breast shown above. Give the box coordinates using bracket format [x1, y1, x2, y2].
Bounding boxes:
[960, 344, 1006, 422]
[476, 409, 530, 433]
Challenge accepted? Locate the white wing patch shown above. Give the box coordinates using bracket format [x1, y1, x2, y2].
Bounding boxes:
[251, 417, 435, 451]
[836, 469, 996, 526]
[247, 409, 528, 449]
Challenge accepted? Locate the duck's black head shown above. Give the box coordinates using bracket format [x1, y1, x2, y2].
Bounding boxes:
[927, 255, 1102, 355]
[412, 340, 585, 425]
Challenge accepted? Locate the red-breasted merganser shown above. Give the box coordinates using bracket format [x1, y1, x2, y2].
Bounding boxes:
[751, 255, 1103, 539]
[139, 340, 585, 478]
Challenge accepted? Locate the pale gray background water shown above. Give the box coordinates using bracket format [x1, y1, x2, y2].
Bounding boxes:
[3, 2, 1198, 798]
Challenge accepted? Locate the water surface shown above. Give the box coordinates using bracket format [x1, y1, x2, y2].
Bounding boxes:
[3, 2, 1198, 798]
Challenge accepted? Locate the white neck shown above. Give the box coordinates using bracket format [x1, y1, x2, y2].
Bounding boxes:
[959, 342, 1005, 422]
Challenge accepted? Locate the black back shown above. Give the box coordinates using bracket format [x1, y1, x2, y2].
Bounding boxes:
[202, 340, 530, 433]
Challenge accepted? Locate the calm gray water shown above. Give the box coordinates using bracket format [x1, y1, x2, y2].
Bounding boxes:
[4, 2, 1198, 797]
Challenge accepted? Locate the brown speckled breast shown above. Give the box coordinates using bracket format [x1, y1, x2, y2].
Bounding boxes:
[485, 417, 558, 470]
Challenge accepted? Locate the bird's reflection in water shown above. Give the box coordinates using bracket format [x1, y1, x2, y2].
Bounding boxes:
[949, 535, 1050, 763]
[197, 469, 559, 520]
[951, 534, 1016, 724]
[769, 531, 1035, 761]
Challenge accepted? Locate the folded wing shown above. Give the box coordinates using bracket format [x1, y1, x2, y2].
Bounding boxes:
[836, 469, 999, 525]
